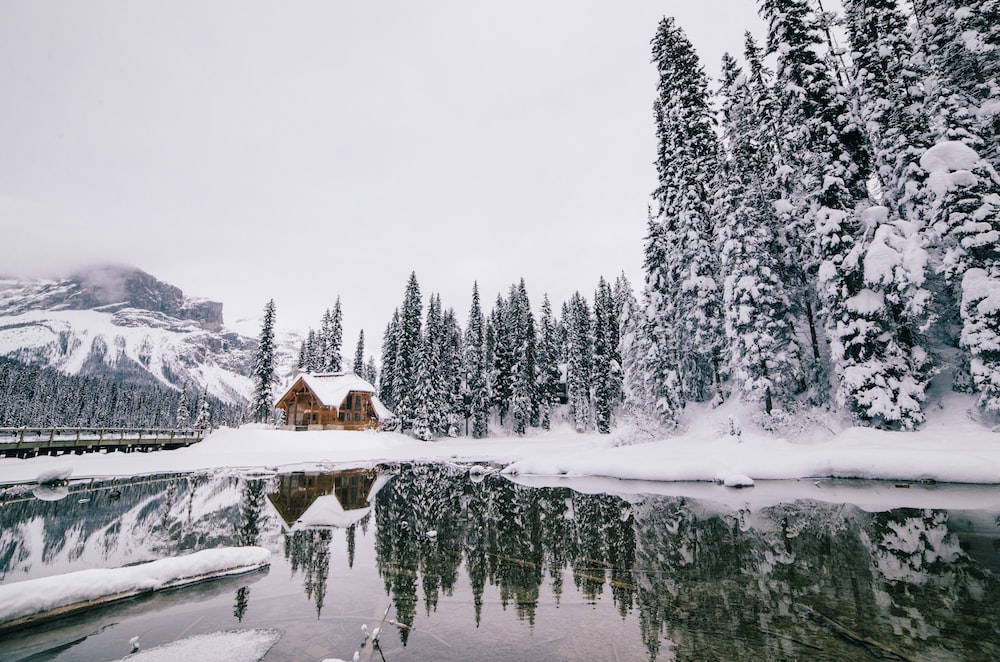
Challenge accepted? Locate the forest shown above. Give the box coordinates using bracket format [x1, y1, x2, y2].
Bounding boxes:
[251, 0, 1000, 439]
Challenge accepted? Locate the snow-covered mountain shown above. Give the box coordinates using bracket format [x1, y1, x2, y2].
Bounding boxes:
[0, 266, 261, 404]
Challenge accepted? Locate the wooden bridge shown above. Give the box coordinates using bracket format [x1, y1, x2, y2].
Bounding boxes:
[0, 427, 207, 458]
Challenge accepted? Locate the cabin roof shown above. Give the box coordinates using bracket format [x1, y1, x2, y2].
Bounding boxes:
[274, 371, 394, 420]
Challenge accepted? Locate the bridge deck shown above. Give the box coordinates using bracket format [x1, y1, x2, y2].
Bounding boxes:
[0, 428, 206, 458]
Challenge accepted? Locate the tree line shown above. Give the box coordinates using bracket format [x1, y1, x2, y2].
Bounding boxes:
[625, 0, 1000, 431]
[249, 0, 1000, 435]
[0, 356, 243, 429]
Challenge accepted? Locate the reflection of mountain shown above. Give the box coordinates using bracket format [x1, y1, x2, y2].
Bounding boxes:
[2, 467, 999, 661]
[266, 470, 386, 531]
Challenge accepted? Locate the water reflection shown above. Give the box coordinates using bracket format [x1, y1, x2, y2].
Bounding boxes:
[0, 466, 998, 660]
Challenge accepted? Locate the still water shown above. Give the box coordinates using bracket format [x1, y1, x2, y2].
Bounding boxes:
[1, 465, 998, 661]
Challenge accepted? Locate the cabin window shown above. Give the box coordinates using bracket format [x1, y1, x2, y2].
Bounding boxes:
[355, 395, 361, 409]
[354, 412, 360, 422]
[338, 411, 345, 422]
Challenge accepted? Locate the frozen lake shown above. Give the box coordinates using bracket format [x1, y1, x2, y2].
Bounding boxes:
[1, 465, 998, 660]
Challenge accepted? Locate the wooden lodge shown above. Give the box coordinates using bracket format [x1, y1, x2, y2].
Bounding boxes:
[274, 371, 393, 431]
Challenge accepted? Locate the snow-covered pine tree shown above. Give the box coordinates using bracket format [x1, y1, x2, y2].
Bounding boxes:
[365, 356, 378, 388]
[840, 0, 937, 427]
[303, 329, 317, 372]
[509, 281, 536, 435]
[716, 51, 803, 413]
[645, 17, 724, 414]
[490, 294, 515, 426]
[251, 299, 278, 423]
[327, 298, 344, 372]
[380, 310, 400, 408]
[319, 309, 333, 369]
[296, 341, 307, 370]
[912, 0, 999, 168]
[907, 0, 1000, 411]
[393, 273, 423, 429]
[535, 294, 561, 431]
[412, 333, 436, 442]
[422, 293, 447, 435]
[441, 307, 465, 437]
[194, 391, 211, 430]
[619, 279, 656, 421]
[465, 282, 489, 438]
[844, 0, 934, 222]
[176, 384, 190, 428]
[566, 292, 592, 432]
[762, 0, 897, 424]
[353, 330, 365, 377]
[592, 278, 616, 433]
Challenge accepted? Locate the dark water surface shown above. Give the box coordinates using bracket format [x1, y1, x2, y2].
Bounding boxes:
[1, 465, 999, 661]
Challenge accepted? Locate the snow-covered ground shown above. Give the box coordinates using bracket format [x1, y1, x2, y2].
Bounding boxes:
[0, 391, 997, 486]
[120, 629, 281, 662]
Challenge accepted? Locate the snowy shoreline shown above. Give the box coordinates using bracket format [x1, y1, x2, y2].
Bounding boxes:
[0, 394, 998, 487]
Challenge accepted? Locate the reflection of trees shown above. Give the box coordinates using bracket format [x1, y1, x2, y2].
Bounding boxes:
[238, 478, 266, 546]
[284, 528, 333, 617]
[373, 467, 1000, 661]
[374, 466, 640, 639]
[233, 585, 251, 622]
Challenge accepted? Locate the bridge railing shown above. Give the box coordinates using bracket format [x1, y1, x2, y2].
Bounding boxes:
[0, 427, 209, 444]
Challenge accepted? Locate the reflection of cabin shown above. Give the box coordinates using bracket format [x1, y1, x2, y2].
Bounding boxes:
[274, 372, 393, 431]
[266, 469, 387, 530]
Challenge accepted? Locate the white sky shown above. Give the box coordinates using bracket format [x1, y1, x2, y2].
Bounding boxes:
[0, 1, 768, 350]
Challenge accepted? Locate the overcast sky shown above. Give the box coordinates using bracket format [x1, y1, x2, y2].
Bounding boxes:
[1, 0, 769, 349]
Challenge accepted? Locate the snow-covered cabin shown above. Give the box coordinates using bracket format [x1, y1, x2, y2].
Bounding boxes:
[274, 371, 393, 430]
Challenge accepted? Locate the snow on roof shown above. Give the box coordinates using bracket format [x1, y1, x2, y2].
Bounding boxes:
[275, 371, 395, 419]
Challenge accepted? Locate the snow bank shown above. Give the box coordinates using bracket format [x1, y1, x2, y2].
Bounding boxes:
[0, 393, 999, 487]
[35, 466, 72, 484]
[121, 629, 281, 662]
[0, 547, 270, 628]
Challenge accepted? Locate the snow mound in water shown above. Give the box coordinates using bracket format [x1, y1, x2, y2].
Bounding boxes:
[720, 474, 755, 488]
[35, 466, 72, 484]
[120, 629, 281, 661]
[0, 546, 271, 625]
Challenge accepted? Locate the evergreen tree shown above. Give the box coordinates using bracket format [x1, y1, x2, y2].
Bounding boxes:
[643, 17, 724, 424]
[251, 299, 278, 423]
[761, 0, 884, 420]
[321, 298, 344, 372]
[353, 330, 365, 376]
[365, 356, 379, 389]
[465, 282, 489, 438]
[305, 329, 319, 372]
[535, 294, 561, 431]
[176, 383, 190, 428]
[412, 337, 436, 442]
[592, 278, 617, 433]
[393, 273, 423, 429]
[619, 281, 657, 422]
[422, 293, 446, 435]
[380, 310, 400, 408]
[490, 294, 515, 425]
[912, 0, 1000, 168]
[716, 51, 803, 412]
[194, 391, 212, 429]
[296, 340, 307, 370]
[509, 280, 537, 435]
[566, 292, 592, 432]
[441, 307, 465, 437]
